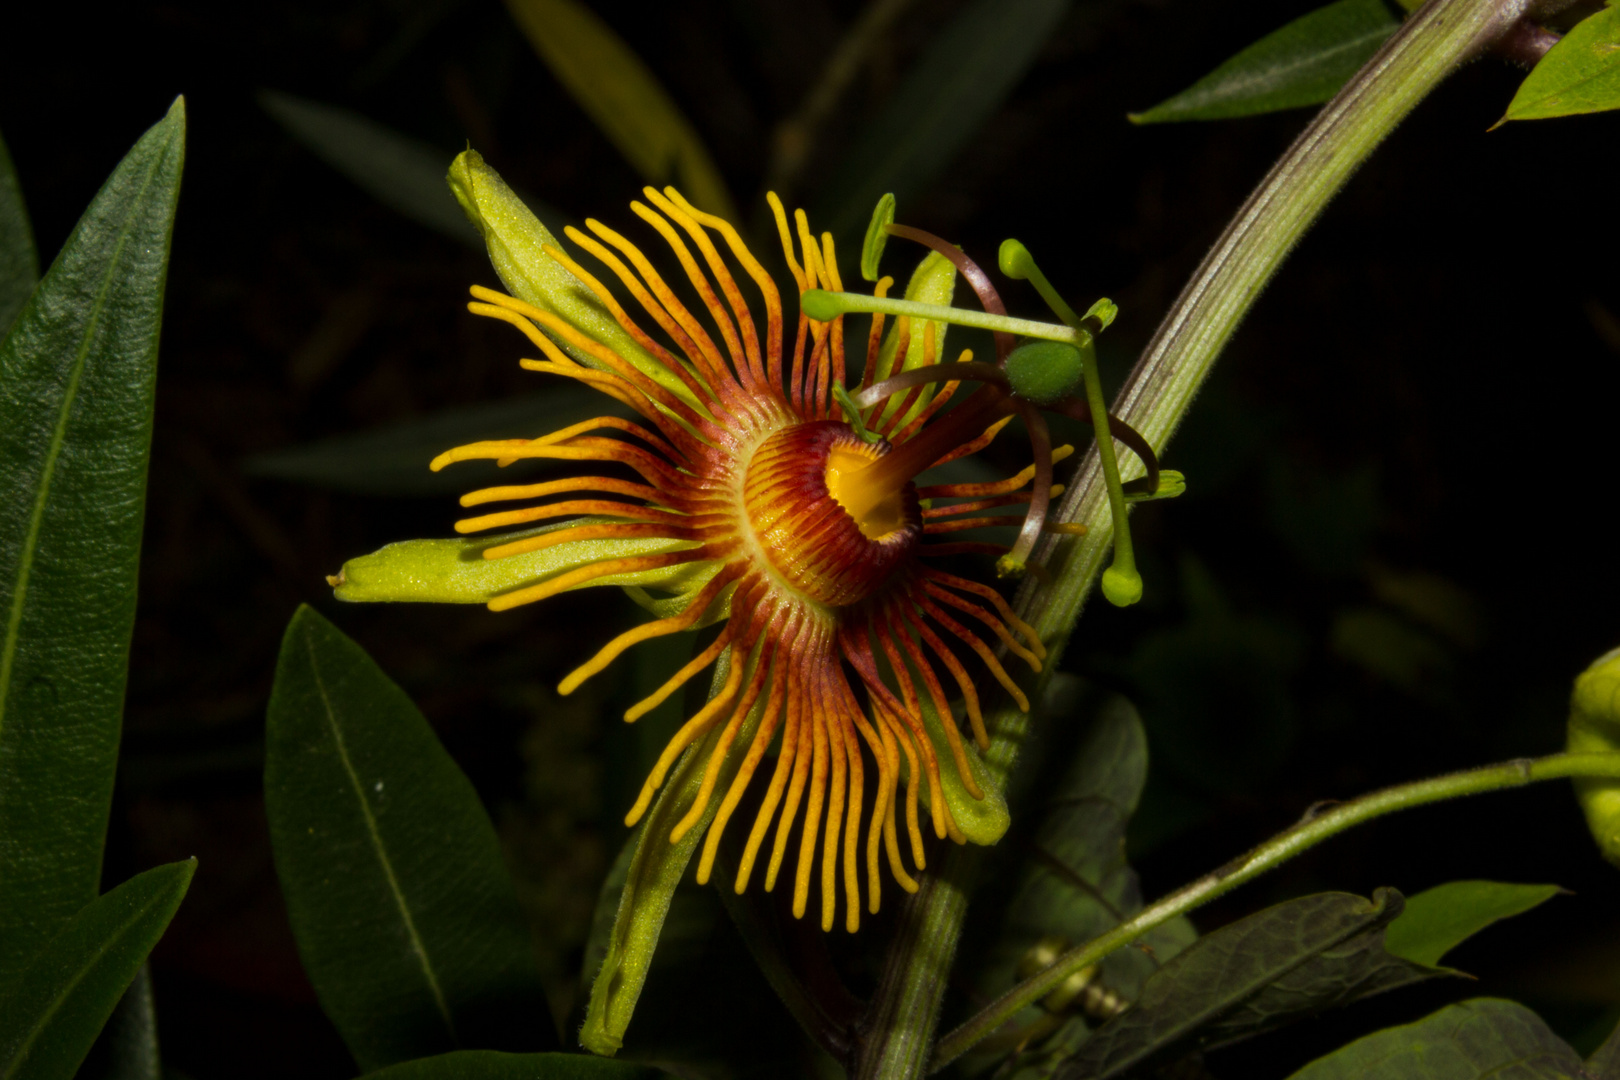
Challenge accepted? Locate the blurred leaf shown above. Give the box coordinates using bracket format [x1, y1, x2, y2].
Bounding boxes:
[78, 966, 160, 1080]
[816, 0, 1071, 238]
[1589, 1013, 1620, 1077]
[0, 128, 37, 334]
[1283, 998, 1584, 1079]
[0, 860, 194, 1080]
[1130, 0, 1399, 124]
[259, 91, 480, 246]
[978, 691, 1196, 1030]
[502, 0, 735, 220]
[1384, 881, 1561, 969]
[0, 100, 184, 984]
[264, 606, 552, 1070]
[1059, 889, 1413, 1078]
[330, 520, 708, 606]
[361, 1050, 661, 1079]
[1499, 4, 1620, 125]
[243, 389, 620, 497]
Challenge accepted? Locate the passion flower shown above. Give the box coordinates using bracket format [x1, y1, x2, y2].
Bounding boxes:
[426, 185, 1070, 933]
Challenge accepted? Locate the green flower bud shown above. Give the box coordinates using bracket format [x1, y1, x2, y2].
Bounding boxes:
[1568, 645, 1620, 863]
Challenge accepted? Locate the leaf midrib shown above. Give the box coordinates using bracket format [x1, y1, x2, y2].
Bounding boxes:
[0, 882, 171, 1078]
[302, 626, 458, 1043]
[0, 129, 168, 748]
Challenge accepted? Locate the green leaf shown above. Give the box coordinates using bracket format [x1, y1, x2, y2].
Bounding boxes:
[1588, 1013, 1620, 1078]
[259, 91, 481, 246]
[264, 606, 552, 1070]
[0, 860, 194, 1080]
[242, 389, 618, 497]
[0, 128, 38, 334]
[815, 0, 1071, 238]
[977, 687, 1195, 1022]
[330, 520, 709, 606]
[1130, 0, 1400, 124]
[501, 0, 735, 221]
[1384, 880, 1561, 969]
[1284, 998, 1585, 1079]
[360, 1050, 661, 1079]
[1062, 889, 1413, 1078]
[1499, 4, 1620, 125]
[78, 966, 159, 1080]
[0, 99, 184, 985]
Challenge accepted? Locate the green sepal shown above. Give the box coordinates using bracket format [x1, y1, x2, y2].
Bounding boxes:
[446, 150, 700, 408]
[869, 250, 958, 429]
[905, 659, 1010, 846]
[1082, 297, 1118, 331]
[330, 519, 706, 606]
[861, 193, 896, 282]
[581, 649, 768, 1055]
[1567, 644, 1620, 863]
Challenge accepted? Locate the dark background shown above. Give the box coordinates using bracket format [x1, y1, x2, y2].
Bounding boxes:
[3, 0, 1618, 1076]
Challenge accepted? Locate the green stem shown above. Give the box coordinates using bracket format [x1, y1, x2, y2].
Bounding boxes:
[852, 0, 1534, 1076]
[932, 751, 1620, 1070]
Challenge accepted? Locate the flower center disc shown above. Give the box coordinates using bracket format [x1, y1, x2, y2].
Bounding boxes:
[742, 421, 920, 607]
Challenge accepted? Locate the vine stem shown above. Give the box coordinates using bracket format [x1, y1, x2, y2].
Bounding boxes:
[851, 0, 1535, 1076]
[930, 751, 1620, 1070]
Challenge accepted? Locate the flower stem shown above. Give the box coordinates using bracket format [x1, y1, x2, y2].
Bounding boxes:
[852, 0, 1535, 1075]
[931, 751, 1620, 1070]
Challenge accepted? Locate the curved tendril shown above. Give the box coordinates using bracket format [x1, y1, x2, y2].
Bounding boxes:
[884, 224, 1014, 362]
[1051, 399, 1162, 496]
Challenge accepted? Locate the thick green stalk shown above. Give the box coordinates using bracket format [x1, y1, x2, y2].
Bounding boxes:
[852, 1, 1533, 1076]
[931, 751, 1620, 1069]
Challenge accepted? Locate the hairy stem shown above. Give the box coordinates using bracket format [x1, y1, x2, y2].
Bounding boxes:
[852, 0, 1534, 1076]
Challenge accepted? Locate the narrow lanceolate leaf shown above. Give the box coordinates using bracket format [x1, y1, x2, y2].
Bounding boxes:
[1284, 998, 1584, 1079]
[0, 99, 184, 986]
[1130, 0, 1400, 124]
[1061, 890, 1417, 1079]
[360, 1050, 661, 1079]
[79, 966, 160, 1080]
[0, 860, 194, 1080]
[265, 607, 552, 1070]
[259, 91, 480, 246]
[1383, 880, 1561, 969]
[815, 0, 1071, 238]
[1498, 4, 1620, 125]
[0, 128, 38, 334]
[502, 0, 735, 221]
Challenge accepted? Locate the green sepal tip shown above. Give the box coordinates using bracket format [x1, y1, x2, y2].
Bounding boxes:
[1125, 469, 1186, 503]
